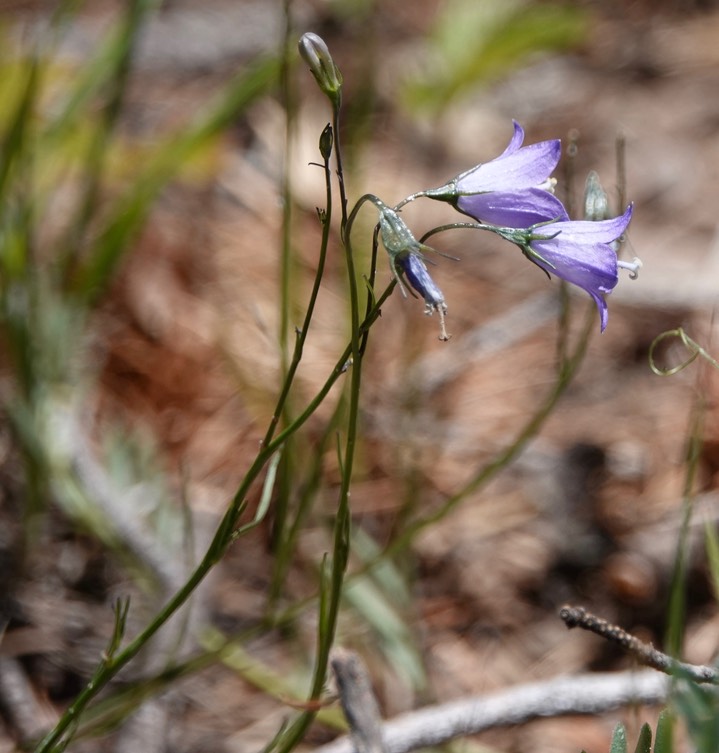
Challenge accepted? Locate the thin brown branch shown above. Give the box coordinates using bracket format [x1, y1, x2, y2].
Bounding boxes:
[560, 605, 719, 684]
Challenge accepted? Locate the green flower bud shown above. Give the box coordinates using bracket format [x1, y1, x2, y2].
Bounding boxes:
[298, 32, 342, 106]
[319, 123, 333, 160]
[583, 170, 610, 221]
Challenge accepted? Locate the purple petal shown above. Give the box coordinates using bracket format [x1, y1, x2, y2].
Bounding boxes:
[530, 239, 619, 293]
[457, 139, 562, 193]
[530, 241, 617, 332]
[397, 253, 445, 308]
[527, 206, 634, 332]
[497, 120, 525, 158]
[545, 205, 633, 244]
[457, 188, 569, 228]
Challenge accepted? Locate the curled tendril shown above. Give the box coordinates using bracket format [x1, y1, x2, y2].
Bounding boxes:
[648, 327, 719, 376]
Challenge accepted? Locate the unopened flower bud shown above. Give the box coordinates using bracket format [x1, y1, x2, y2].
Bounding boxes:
[319, 123, 333, 160]
[298, 32, 342, 106]
[584, 170, 610, 221]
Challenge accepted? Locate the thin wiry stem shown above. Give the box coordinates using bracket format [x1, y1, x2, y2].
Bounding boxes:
[34, 280, 393, 753]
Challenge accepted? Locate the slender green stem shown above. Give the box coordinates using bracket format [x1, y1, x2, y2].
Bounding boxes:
[332, 103, 349, 232]
[268, 95, 372, 753]
[263, 127, 335, 448]
[270, 0, 300, 568]
[259, 282, 393, 471]
[35, 550, 214, 752]
[268, 125, 336, 605]
[34, 282, 394, 753]
[254, 304, 596, 659]
[278, 0, 296, 373]
[393, 190, 428, 211]
[666, 400, 704, 658]
[269, 398, 343, 607]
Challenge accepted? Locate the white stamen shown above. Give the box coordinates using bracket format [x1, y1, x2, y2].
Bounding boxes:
[424, 302, 451, 341]
[537, 177, 557, 194]
[618, 256, 642, 280]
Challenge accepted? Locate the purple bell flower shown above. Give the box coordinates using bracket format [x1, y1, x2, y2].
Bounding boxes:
[424, 120, 569, 227]
[501, 205, 637, 332]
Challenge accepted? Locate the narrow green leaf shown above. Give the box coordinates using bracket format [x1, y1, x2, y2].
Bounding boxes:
[403, 0, 587, 113]
[56, 0, 159, 273]
[344, 578, 426, 689]
[73, 55, 278, 300]
[673, 681, 719, 753]
[633, 723, 652, 753]
[704, 521, 719, 603]
[0, 55, 40, 203]
[236, 451, 281, 536]
[654, 709, 674, 753]
[45, 0, 155, 144]
[610, 723, 628, 753]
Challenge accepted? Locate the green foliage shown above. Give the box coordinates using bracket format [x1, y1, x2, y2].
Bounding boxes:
[610, 723, 627, 753]
[653, 710, 674, 753]
[402, 0, 588, 114]
[674, 682, 719, 753]
[633, 723, 652, 753]
[704, 520, 719, 602]
[607, 718, 671, 753]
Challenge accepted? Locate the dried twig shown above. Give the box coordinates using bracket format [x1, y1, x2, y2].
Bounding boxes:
[314, 670, 668, 753]
[0, 657, 57, 745]
[560, 605, 719, 684]
[331, 649, 387, 753]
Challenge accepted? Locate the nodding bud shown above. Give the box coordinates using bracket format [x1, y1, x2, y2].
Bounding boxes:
[319, 123, 333, 160]
[584, 170, 610, 221]
[298, 33, 343, 105]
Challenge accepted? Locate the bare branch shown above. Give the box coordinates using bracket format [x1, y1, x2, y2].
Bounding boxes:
[0, 657, 57, 745]
[314, 670, 668, 753]
[560, 605, 719, 684]
[331, 649, 387, 753]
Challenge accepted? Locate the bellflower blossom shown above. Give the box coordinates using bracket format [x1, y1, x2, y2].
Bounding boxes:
[424, 120, 569, 228]
[378, 204, 450, 341]
[496, 205, 639, 332]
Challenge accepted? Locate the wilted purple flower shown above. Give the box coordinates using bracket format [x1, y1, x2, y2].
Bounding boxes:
[497, 205, 638, 332]
[378, 204, 450, 340]
[424, 120, 569, 227]
[394, 251, 446, 310]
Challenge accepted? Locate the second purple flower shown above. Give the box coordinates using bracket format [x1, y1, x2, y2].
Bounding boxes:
[496, 205, 638, 332]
